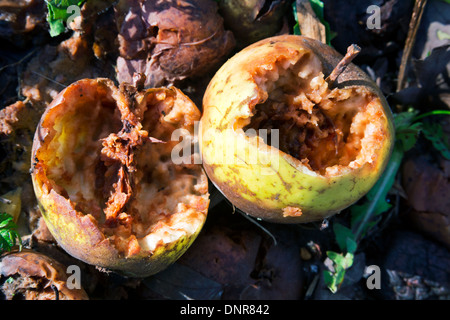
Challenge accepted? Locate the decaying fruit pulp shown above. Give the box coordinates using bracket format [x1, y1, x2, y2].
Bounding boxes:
[217, 0, 290, 49]
[115, 0, 235, 88]
[31, 78, 209, 277]
[200, 35, 394, 223]
[0, 249, 88, 300]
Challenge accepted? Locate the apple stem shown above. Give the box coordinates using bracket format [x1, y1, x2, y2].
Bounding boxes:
[326, 44, 361, 87]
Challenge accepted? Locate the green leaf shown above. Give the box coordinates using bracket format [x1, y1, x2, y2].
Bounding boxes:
[0, 236, 9, 252]
[392, 109, 423, 152]
[324, 251, 354, 293]
[394, 109, 450, 155]
[346, 237, 357, 254]
[422, 122, 450, 160]
[326, 251, 354, 271]
[342, 252, 354, 269]
[45, 0, 86, 37]
[333, 223, 355, 253]
[323, 268, 346, 293]
[396, 122, 423, 152]
[326, 250, 344, 265]
[350, 181, 391, 231]
[48, 17, 66, 37]
[437, 30, 450, 41]
[0, 230, 14, 251]
[0, 212, 21, 253]
[323, 270, 337, 293]
[292, 1, 301, 35]
[0, 215, 13, 229]
[393, 109, 418, 130]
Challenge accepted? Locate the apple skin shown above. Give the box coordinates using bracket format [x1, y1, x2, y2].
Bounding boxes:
[200, 35, 394, 223]
[31, 78, 208, 277]
[216, 0, 290, 48]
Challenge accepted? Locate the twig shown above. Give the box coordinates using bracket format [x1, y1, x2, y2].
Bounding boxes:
[51, 284, 60, 300]
[396, 0, 428, 102]
[152, 27, 219, 47]
[325, 44, 361, 87]
[295, 0, 327, 44]
[30, 71, 67, 88]
[237, 208, 278, 246]
[0, 49, 37, 74]
[304, 274, 320, 300]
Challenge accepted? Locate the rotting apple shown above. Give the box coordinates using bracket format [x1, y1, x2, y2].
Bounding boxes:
[217, 0, 290, 49]
[0, 249, 89, 300]
[115, 0, 235, 88]
[200, 35, 394, 224]
[31, 77, 209, 277]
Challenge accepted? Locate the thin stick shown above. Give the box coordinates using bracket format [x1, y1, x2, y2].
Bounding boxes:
[30, 71, 67, 88]
[396, 0, 428, 99]
[295, 0, 327, 44]
[304, 274, 320, 300]
[237, 209, 278, 246]
[0, 49, 37, 74]
[325, 44, 361, 86]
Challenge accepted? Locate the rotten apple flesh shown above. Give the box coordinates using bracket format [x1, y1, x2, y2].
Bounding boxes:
[31, 78, 209, 277]
[0, 249, 89, 300]
[200, 35, 394, 223]
[115, 0, 235, 88]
